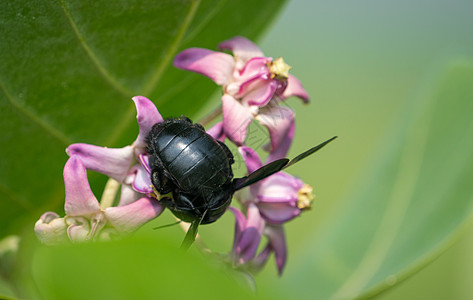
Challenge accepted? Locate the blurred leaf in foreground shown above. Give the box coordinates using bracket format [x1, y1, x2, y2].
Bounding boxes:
[0, 278, 16, 300]
[32, 234, 256, 300]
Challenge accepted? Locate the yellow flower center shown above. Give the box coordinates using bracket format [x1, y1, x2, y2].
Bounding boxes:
[268, 57, 291, 81]
[297, 184, 315, 210]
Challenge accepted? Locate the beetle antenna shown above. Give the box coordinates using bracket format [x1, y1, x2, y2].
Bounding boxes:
[153, 221, 181, 230]
[180, 209, 208, 250]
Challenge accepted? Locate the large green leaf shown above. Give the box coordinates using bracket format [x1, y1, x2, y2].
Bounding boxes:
[258, 61, 473, 299]
[0, 277, 16, 300]
[31, 231, 257, 300]
[0, 0, 285, 237]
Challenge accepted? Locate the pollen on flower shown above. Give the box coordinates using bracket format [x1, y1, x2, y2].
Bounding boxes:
[268, 57, 291, 80]
[297, 184, 315, 210]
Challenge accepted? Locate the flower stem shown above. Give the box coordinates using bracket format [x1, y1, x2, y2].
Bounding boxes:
[100, 178, 120, 209]
[198, 104, 222, 127]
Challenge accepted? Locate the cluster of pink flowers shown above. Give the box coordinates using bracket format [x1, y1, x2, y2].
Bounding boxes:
[175, 36, 313, 274]
[35, 37, 315, 276]
[35, 96, 166, 244]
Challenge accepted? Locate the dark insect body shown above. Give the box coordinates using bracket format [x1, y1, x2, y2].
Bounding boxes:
[146, 116, 336, 249]
[146, 117, 234, 225]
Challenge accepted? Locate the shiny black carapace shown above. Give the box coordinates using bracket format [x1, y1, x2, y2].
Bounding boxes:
[146, 116, 336, 249]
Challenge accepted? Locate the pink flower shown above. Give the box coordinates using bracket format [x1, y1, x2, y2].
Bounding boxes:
[237, 146, 315, 225]
[228, 204, 265, 265]
[174, 36, 309, 157]
[227, 146, 315, 275]
[228, 205, 287, 275]
[66, 96, 225, 204]
[34, 157, 163, 245]
[36, 96, 225, 245]
[66, 96, 161, 206]
[251, 225, 287, 276]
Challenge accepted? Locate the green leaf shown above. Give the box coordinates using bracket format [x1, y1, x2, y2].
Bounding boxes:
[31, 233, 257, 300]
[259, 61, 473, 299]
[0, 278, 16, 300]
[0, 0, 285, 237]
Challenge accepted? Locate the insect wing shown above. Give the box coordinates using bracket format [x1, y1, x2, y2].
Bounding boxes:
[233, 158, 289, 191]
[233, 136, 337, 191]
[284, 136, 337, 169]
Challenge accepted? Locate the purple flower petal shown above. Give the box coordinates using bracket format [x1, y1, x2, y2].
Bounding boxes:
[257, 203, 300, 224]
[132, 96, 164, 148]
[256, 105, 295, 162]
[222, 94, 254, 146]
[238, 146, 263, 174]
[63, 157, 100, 216]
[237, 203, 265, 264]
[206, 121, 226, 142]
[251, 244, 272, 271]
[235, 58, 275, 107]
[257, 173, 304, 202]
[280, 75, 309, 103]
[241, 78, 278, 107]
[138, 154, 151, 174]
[265, 225, 287, 276]
[173, 48, 235, 85]
[238, 57, 270, 78]
[66, 144, 134, 183]
[257, 191, 298, 204]
[237, 146, 265, 198]
[228, 207, 247, 254]
[255, 172, 305, 223]
[105, 197, 164, 234]
[218, 36, 264, 63]
[131, 165, 153, 194]
[234, 57, 270, 94]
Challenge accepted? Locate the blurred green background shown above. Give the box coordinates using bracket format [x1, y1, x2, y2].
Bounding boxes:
[251, 0, 473, 298]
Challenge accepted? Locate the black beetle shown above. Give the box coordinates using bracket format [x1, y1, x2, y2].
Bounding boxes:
[146, 116, 336, 249]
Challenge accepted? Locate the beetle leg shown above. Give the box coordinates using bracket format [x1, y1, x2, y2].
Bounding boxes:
[151, 171, 174, 195]
[173, 192, 197, 210]
[160, 196, 195, 214]
[150, 155, 174, 195]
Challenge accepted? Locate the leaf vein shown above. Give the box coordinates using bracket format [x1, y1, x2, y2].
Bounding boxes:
[0, 178, 35, 212]
[57, 0, 133, 98]
[0, 81, 71, 146]
[142, 0, 202, 95]
[182, 0, 228, 44]
[105, 0, 202, 147]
